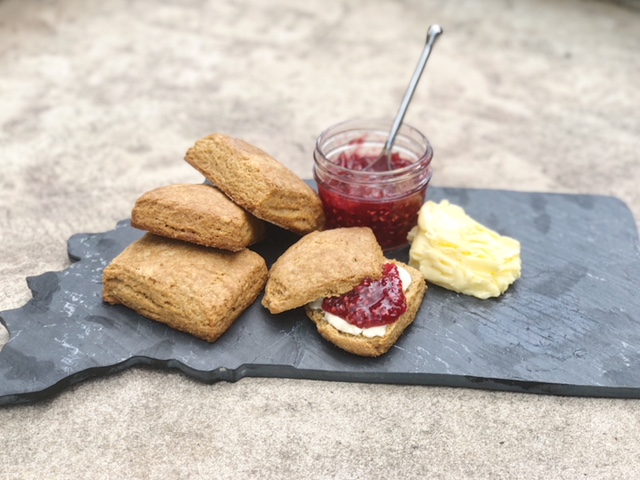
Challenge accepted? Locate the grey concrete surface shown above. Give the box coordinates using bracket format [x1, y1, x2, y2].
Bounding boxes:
[1, 0, 640, 478]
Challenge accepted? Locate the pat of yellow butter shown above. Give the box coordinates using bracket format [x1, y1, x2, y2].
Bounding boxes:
[407, 200, 521, 299]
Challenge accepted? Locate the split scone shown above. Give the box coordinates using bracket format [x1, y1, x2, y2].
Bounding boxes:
[131, 183, 266, 252]
[262, 227, 427, 357]
[103, 234, 268, 342]
[184, 133, 325, 235]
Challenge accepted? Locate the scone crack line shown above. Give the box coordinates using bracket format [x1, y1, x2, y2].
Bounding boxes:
[106, 280, 171, 316]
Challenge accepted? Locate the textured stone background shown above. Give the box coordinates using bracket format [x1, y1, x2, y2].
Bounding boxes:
[1, 0, 640, 478]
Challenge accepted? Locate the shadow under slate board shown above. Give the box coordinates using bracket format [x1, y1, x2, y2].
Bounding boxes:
[1, 186, 640, 405]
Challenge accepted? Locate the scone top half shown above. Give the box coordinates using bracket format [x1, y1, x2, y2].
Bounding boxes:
[185, 134, 325, 235]
[262, 227, 385, 314]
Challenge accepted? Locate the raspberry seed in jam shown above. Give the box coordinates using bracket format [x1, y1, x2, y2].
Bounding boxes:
[322, 263, 407, 328]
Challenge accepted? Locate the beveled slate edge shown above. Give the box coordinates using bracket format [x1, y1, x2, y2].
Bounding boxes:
[4, 356, 640, 406]
[0, 356, 239, 406]
[233, 366, 640, 399]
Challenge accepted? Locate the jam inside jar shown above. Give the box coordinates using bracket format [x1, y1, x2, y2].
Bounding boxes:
[313, 119, 433, 251]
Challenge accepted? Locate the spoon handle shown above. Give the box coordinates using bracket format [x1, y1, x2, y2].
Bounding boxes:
[383, 24, 443, 155]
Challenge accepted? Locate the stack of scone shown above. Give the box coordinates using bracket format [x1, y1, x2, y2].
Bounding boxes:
[103, 134, 325, 342]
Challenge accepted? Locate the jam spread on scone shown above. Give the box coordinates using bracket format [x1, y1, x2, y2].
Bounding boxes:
[307, 262, 415, 339]
[322, 263, 408, 328]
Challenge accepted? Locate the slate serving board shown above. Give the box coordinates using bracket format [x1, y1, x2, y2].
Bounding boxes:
[2, 186, 640, 405]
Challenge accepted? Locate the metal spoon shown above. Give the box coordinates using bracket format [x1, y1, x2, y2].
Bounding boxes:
[366, 24, 443, 171]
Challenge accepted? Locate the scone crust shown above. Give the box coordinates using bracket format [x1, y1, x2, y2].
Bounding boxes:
[131, 183, 266, 252]
[262, 227, 385, 314]
[184, 133, 325, 234]
[103, 234, 268, 342]
[305, 261, 427, 357]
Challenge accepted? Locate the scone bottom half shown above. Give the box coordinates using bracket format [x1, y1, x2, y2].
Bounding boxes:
[184, 133, 325, 235]
[102, 234, 268, 343]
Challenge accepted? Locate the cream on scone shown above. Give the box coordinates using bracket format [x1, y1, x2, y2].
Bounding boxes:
[262, 227, 427, 357]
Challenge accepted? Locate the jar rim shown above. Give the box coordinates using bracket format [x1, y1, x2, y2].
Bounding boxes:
[314, 117, 433, 179]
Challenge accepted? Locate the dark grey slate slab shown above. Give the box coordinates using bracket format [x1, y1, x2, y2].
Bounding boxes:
[2, 186, 640, 405]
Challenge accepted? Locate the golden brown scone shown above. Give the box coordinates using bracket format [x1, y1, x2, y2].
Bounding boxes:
[103, 234, 268, 342]
[262, 227, 385, 314]
[184, 133, 325, 234]
[305, 261, 427, 357]
[131, 183, 266, 252]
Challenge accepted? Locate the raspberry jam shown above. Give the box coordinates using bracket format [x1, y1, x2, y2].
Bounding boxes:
[314, 119, 433, 251]
[322, 263, 407, 328]
[317, 150, 426, 251]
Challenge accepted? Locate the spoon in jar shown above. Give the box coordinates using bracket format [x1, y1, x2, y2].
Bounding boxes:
[365, 24, 443, 171]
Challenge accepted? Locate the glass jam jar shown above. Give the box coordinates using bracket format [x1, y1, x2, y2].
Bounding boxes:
[313, 118, 433, 252]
